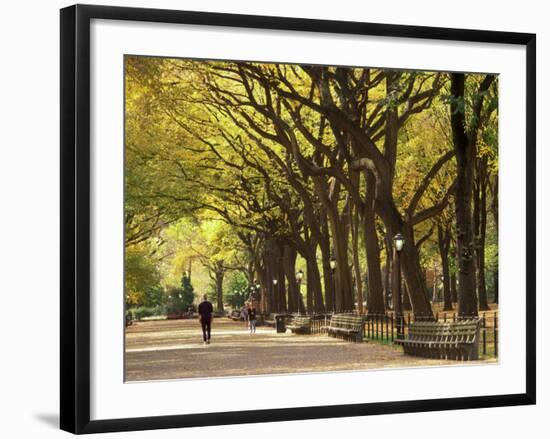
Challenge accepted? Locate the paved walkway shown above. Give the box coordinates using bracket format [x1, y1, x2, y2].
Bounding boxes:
[125, 318, 485, 382]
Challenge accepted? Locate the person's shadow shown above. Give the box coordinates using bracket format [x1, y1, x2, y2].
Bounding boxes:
[34, 413, 59, 429]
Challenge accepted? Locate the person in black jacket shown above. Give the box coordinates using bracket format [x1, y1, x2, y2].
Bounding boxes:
[198, 294, 213, 344]
[248, 307, 257, 334]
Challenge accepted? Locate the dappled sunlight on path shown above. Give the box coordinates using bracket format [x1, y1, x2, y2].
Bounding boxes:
[125, 318, 493, 381]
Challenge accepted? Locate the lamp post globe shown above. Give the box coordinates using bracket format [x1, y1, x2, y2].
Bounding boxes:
[272, 278, 278, 286]
[296, 269, 304, 281]
[329, 254, 337, 312]
[393, 233, 405, 252]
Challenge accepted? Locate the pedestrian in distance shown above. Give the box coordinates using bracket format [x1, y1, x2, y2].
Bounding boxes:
[249, 307, 257, 334]
[240, 306, 249, 329]
[198, 294, 213, 344]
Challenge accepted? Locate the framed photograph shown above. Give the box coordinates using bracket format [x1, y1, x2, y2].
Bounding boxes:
[60, 4, 536, 434]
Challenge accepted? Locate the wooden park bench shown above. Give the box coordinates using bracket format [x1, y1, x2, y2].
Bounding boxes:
[394, 319, 481, 360]
[326, 314, 364, 342]
[287, 315, 312, 334]
[228, 310, 241, 321]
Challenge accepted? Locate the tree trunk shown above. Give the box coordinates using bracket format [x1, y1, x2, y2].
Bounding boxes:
[319, 208, 335, 312]
[214, 262, 224, 312]
[312, 176, 354, 312]
[384, 232, 393, 309]
[275, 241, 287, 312]
[490, 175, 499, 305]
[351, 204, 364, 313]
[308, 254, 325, 313]
[451, 73, 478, 317]
[362, 170, 385, 315]
[374, 194, 433, 318]
[475, 158, 490, 311]
[450, 272, 458, 303]
[304, 230, 314, 313]
[399, 224, 433, 318]
[438, 224, 453, 311]
[282, 245, 299, 312]
[327, 206, 354, 311]
[493, 270, 499, 304]
[403, 279, 412, 311]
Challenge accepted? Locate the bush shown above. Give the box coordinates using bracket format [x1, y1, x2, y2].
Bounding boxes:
[131, 306, 165, 321]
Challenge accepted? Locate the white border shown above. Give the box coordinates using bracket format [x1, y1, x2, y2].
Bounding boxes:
[90, 19, 526, 420]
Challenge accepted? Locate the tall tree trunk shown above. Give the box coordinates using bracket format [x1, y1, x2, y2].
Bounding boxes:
[275, 240, 287, 312]
[384, 232, 393, 309]
[493, 270, 499, 304]
[319, 208, 335, 312]
[438, 224, 453, 311]
[490, 175, 499, 304]
[476, 164, 490, 310]
[214, 262, 224, 312]
[326, 203, 354, 311]
[282, 245, 299, 312]
[262, 242, 276, 314]
[451, 73, 479, 317]
[375, 196, 433, 318]
[403, 279, 412, 311]
[304, 230, 314, 313]
[450, 272, 458, 303]
[399, 223, 433, 318]
[351, 203, 364, 313]
[307, 252, 325, 313]
[306, 262, 313, 313]
[362, 170, 385, 315]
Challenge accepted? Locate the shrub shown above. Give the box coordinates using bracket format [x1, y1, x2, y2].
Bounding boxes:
[131, 306, 163, 321]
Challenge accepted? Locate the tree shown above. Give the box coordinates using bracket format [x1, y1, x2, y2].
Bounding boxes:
[122, 57, 499, 321]
[450, 73, 496, 317]
[180, 274, 196, 308]
[125, 244, 161, 306]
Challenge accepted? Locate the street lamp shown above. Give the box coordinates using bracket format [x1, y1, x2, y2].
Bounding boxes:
[329, 256, 337, 271]
[330, 254, 337, 313]
[393, 233, 405, 252]
[393, 233, 405, 338]
[272, 278, 279, 313]
[296, 270, 304, 314]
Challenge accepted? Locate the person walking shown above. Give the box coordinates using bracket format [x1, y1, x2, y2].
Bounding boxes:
[240, 306, 249, 329]
[248, 307, 257, 334]
[198, 294, 213, 344]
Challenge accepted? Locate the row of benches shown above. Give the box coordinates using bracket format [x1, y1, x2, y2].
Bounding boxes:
[228, 311, 482, 360]
[285, 314, 482, 360]
[284, 313, 365, 342]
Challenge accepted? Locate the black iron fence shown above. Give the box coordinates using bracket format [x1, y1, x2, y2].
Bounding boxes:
[268, 310, 498, 359]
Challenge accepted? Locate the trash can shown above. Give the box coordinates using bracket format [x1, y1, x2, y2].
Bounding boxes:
[276, 315, 286, 333]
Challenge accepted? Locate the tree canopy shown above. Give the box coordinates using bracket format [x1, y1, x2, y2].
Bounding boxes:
[124, 55, 498, 318]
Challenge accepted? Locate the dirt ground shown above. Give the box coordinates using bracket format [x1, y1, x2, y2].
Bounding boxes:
[125, 318, 494, 382]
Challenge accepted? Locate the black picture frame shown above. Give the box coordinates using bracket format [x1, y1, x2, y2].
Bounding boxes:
[60, 4, 536, 434]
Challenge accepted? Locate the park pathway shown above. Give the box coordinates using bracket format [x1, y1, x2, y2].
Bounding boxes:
[125, 318, 480, 382]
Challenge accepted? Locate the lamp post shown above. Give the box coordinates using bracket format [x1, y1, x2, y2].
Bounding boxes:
[296, 269, 304, 314]
[393, 233, 405, 337]
[330, 255, 337, 313]
[254, 281, 261, 312]
[272, 278, 278, 312]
